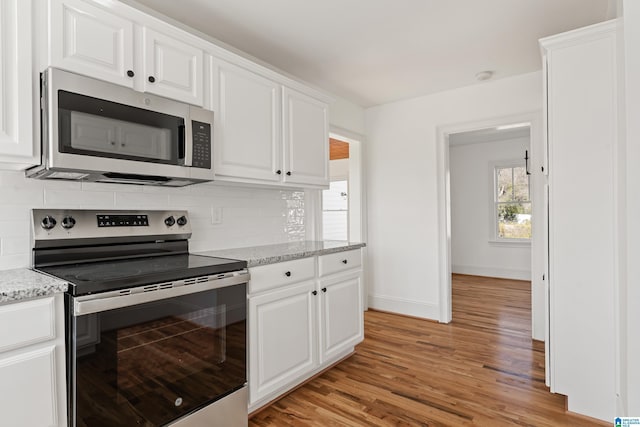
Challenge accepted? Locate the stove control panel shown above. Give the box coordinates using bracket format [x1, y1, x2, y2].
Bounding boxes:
[98, 214, 149, 227]
[32, 209, 192, 246]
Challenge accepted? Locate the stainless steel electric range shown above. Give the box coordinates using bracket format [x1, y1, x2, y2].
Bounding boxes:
[31, 209, 249, 427]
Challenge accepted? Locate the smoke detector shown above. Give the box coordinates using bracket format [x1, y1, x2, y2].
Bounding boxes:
[475, 70, 494, 81]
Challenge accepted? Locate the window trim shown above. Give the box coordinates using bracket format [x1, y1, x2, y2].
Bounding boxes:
[489, 160, 532, 244]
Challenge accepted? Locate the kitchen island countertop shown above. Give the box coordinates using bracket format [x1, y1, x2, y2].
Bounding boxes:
[197, 240, 366, 267]
[0, 268, 68, 303]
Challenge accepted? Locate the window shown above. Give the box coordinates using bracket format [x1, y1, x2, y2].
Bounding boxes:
[322, 180, 349, 240]
[494, 164, 531, 240]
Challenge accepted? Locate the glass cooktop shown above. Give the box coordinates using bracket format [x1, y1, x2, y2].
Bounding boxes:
[37, 254, 246, 296]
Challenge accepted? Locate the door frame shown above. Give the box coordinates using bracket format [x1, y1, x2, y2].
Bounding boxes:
[435, 111, 545, 340]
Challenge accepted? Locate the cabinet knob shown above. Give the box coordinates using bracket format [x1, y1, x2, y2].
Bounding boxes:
[342, 259, 348, 264]
[322, 287, 327, 293]
[148, 76, 156, 83]
[312, 290, 318, 296]
[285, 271, 291, 277]
[127, 70, 135, 78]
[276, 170, 282, 175]
[286, 171, 291, 176]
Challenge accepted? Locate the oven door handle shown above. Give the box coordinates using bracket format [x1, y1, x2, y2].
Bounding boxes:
[73, 270, 249, 316]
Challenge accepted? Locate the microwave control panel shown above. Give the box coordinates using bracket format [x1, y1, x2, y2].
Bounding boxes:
[191, 121, 211, 169]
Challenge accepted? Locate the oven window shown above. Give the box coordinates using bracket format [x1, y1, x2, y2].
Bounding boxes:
[58, 90, 186, 165]
[70, 284, 246, 427]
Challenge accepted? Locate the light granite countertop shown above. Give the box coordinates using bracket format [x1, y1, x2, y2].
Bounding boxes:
[0, 268, 68, 304]
[197, 240, 366, 267]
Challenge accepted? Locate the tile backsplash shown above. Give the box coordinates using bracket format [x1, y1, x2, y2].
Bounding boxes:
[0, 171, 306, 270]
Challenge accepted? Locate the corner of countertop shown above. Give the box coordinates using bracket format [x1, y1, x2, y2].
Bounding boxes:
[0, 268, 68, 304]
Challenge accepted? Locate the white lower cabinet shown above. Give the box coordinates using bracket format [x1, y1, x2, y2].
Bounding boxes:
[0, 295, 67, 426]
[249, 280, 317, 404]
[319, 271, 363, 364]
[248, 249, 364, 412]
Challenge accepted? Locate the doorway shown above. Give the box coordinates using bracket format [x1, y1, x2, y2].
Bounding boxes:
[436, 112, 545, 344]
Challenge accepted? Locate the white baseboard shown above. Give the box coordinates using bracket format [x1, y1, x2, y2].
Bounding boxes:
[368, 294, 440, 321]
[452, 264, 531, 281]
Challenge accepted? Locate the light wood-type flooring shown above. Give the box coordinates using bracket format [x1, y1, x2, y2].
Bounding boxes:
[250, 274, 608, 426]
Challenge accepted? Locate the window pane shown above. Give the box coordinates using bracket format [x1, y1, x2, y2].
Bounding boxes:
[513, 166, 530, 201]
[496, 168, 513, 202]
[497, 202, 531, 239]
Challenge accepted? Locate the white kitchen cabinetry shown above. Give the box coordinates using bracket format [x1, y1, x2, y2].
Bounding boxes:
[0, 0, 37, 169]
[541, 20, 618, 422]
[49, 0, 204, 106]
[211, 58, 281, 183]
[249, 280, 317, 405]
[0, 295, 67, 426]
[318, 250, 364, 364]
[49, 0, 135, 88]
[248, 250, 363, 412]
[211, 58, 329, 188]
[282, 88, 329, 187]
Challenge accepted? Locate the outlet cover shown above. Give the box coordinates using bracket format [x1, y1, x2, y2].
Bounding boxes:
[211, 207, 223, 224]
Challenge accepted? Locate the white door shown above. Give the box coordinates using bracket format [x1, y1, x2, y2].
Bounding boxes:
[211, 58, 281, 182]
[248, 281, 317, 405]
[282, 87, 329, 186]
[49, 0, 135, 88]
[143, 28, 203, 106]
[318, 271, 363, 363]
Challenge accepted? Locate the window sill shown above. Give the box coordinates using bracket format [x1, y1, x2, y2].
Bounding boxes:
[488, 239, 531, 247]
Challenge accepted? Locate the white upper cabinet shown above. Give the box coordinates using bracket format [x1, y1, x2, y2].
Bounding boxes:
[0, 0, 37, 169]
[49, 0, 135, 88]
[283, 87, 329, 187]
[48, 0, 204, 106]
[211, 58, 330, 188]
[211, 58, 281, 182]
[143, 28, 203, 106]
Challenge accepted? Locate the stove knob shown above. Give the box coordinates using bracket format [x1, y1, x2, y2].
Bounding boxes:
[61, 216, 76, 229]
[164, 216, 176, 227]
[176, 215, 188, 226]
[41, 215, 57, 230]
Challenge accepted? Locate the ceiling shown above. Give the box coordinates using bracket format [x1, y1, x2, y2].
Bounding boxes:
[129, 0, 613, 107]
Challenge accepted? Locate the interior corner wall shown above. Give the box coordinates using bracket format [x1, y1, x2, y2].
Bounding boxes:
[450, 137, 531, 281]
[329, 96, 366, 136]
[623, 0, 640, 415]
[364, 71, 542, 320]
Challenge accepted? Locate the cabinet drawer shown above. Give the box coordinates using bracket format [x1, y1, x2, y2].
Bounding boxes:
[0, 297, 55, 353]
[249, 257, 315, 294]
[318, 249, 361, 277]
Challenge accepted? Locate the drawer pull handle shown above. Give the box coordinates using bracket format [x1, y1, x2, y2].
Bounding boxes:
[285, 271, 291, 277]
[312, 290, 318, 296]
[322, 287, 327, 293]
[342, 259, 348, 264]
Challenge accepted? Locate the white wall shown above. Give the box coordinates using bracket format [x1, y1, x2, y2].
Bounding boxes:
[329, 97, 366, 136]
[364, 71, 542, 319]
[450, 137, 531, 281]
[623, 0, 640, 416]
[0, 171, 306, 270]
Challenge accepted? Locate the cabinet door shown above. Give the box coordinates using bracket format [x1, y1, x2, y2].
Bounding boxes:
[143, 28, 203, 106]
[211, 58, 282, 183]
[282, 87, 329, 187]
[0, 345, 61, 426]
[318, 271, 363, 364]
[0, 0, 36, 168]
[249, 281, 317, 406]
[49, 0, 135, 88]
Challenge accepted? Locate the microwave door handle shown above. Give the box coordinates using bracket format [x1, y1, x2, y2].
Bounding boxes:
[183, 120, 193, 166]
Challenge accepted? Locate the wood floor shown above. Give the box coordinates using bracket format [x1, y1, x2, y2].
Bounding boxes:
[250, 274, 608, 426]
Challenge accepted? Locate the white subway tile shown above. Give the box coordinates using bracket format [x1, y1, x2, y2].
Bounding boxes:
[81, 182, 144, 193]
[115, 192, 169, 208]
[1, 237, 30, 255]
[0, 222, 30, 238]
[45, 188, 114, 207]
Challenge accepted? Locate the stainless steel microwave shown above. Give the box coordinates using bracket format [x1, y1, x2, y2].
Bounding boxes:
[26, 68, 214, 186]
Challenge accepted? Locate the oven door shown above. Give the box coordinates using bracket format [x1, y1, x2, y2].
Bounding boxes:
[66, 277, 247, 427]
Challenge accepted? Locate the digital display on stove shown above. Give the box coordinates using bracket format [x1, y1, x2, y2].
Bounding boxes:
[97, 214, 149, 227]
